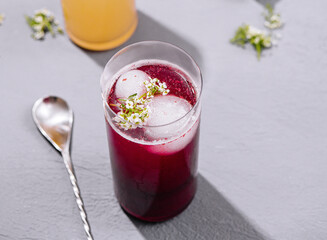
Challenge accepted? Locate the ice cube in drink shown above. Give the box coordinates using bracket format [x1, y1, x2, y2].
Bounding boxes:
[115, 70, 148, 99]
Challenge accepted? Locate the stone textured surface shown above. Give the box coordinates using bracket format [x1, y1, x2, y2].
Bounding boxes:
[1, 0, 327, 239]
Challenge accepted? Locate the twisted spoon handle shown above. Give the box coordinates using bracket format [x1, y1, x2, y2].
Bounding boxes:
[62, 151, 94, 240]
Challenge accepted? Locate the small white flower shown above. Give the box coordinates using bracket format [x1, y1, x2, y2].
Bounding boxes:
[40, 8, 52, 17]
[247, 26, 262, 38]
[264, 21, 282, 30]
[125, 100, 134, 109]
[128, 113, 137, 121]
[35, 16, 43, 23]
[130, 113, 142, 125]
[121, 122, 131, 130]
[33, 31, 45, 40]
[158, 82, 168, 93]
[33, 24, 43, 31]
[254, 36, 260, 44]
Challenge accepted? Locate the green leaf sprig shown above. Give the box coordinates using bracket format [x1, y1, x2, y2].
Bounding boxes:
[113, 77, 170, 130]
[230, 24, 272, 59]
[230, 4, 283, 59]
[25, 8, 63, 40]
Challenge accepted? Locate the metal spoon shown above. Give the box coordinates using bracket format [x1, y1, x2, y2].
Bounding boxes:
[32, 96, 93, 240]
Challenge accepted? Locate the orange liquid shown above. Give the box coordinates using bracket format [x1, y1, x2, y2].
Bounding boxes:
[61, 0, 137, 51]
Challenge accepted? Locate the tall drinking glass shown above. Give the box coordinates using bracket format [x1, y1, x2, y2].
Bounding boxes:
[61, 0, 137, 51]
[100, 41, 202, 221]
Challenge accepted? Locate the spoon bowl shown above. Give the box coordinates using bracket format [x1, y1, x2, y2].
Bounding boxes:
[32, 96, 73, 152]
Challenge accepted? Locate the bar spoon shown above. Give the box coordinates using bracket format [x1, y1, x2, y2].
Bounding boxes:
[32, 96, 93, 240]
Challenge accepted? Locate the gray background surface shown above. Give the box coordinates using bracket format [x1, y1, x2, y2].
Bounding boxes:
[1, 0, 327, 239]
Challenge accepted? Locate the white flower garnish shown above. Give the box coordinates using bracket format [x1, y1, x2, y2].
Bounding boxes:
[113, 77, 170, 130]
[230, 4, 283, 60]
[26, 8, 64, 40]
[264, 4, 283, 30]
[231, 24, 272, 59]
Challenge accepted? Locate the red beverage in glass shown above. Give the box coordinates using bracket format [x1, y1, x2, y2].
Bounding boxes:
[101, 42, 202, 222]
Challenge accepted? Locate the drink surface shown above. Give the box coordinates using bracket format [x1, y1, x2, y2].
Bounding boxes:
[107, 60, 199, 142]
[105, 60, 200, 221]
[109, 63, 197, 108]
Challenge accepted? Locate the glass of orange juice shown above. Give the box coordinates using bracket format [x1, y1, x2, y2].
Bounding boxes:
[61, 0, 137, 51]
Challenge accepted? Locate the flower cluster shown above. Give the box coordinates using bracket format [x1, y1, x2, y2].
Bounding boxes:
[113, 77, 170, 130]
[113, 94, 151, 130]
[230, 4, 283, 60]
[247, 25, 272, 48]
[264, 4, 283, 30]
[230, 24, 272, 59]
[144, 78, 169, 97]
[0, 14, 4, 25]
[25, 8, 63, 40]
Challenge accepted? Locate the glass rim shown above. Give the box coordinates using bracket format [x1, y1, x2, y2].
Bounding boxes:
[101, 40, 203, 128]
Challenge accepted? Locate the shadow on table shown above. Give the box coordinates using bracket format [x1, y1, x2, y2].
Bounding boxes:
[81, 11, 203, 69]
[129, 174, 270, 240]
